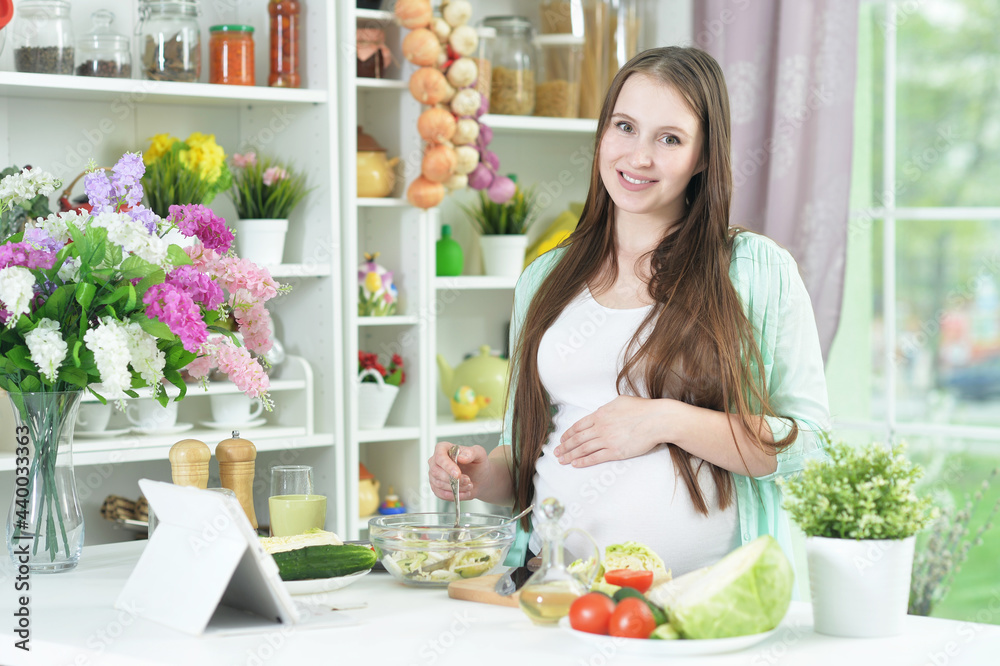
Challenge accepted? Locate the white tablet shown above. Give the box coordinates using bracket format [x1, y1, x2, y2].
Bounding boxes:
[115, 479, 300, 635]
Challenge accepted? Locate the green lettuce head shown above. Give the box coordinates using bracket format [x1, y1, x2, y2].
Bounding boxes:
[652, 536, 793, 639]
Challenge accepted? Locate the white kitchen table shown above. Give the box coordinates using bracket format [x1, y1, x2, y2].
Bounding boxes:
[1, 541, 998, 666]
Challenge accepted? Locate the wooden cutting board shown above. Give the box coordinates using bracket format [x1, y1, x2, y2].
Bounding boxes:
[447, 574, 520, 607]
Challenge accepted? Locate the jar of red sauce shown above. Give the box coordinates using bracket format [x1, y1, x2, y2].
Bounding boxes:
[209, 24, 254, 85]
[268, 0, 301, 88]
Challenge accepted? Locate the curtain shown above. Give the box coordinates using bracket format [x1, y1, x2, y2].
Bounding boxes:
[693, 0, 861, 359]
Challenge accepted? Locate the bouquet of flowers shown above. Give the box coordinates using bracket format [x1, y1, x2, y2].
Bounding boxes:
[229, 152, 311, 220]
[0, 152, 284, 568]
[358, 351, 405, 387]
[141, 132, 232, 218]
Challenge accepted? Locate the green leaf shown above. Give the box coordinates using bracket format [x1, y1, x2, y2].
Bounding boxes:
[57, 367, 89, 388]
[119, 255, 157, 280]
[7, 346, 37, 372]
[75, 282, 97, 311]
[163, 368, 189, 400]
[20, 376, 41, 392]
[131, 313, 175, 341]
[167, 244, 193, 267]
[39, 284, 74, 320]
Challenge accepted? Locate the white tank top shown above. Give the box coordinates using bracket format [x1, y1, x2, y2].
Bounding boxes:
[530, 287, 740, 576]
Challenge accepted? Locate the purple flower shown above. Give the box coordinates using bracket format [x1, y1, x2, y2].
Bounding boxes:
[0, 242, 57, 270]
[112, 152, 145, 208]
[168, 204, 235, 254]
[127, 205, 159, 235]
[85, 171, 114, 214]
[143, 282, 209, 352]
[23, 227, 64, 253]
[166, 265, 224, 309]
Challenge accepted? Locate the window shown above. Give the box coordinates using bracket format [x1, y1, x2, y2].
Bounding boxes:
[827, 0, 1000, 623]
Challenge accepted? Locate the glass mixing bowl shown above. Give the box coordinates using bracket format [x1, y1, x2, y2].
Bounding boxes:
[369, 512, 516, 587]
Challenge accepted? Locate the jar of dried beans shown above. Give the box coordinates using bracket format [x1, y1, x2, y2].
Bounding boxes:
[268, 0, 301, 88]
[76, 10, 131, 79]
[13, 0, 75, 75]
[137, 0, 202, 82]
[209, 25, 254, 86]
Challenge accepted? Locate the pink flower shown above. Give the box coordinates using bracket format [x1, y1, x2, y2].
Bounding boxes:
[232, 152, 257, 168]
[168, 204, 235, 254]
[233, 302, 273, 354]
[214, 339, 270, 398]
[166, 265, 224, 309]
[142, 283, 209, 352]
[213, 257, 279, 302]
[262, 166, 289, 187]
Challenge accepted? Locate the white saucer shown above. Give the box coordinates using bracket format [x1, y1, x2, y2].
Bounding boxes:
[130, 422, 195, 436]
[76, 427, 132, 439]
[199, 417, 267, 430]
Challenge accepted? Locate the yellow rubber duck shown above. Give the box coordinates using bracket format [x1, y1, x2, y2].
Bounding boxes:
[450, 385, 490, 421]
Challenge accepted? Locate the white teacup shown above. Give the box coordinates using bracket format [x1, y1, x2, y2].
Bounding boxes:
[126, 400, 179, 431]
[210, 394, 264, 425]
[76, 402, 113, 433]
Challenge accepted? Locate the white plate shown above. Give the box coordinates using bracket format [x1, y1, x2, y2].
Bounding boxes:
[76, 428, 132, 439]
[130, 422, 195, 436]
[283, 569, 371, 595]
[199, 417, 267, 430]
[558, 617, 778, 656]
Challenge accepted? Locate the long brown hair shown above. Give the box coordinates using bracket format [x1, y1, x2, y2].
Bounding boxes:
[510, 47, 797, 528]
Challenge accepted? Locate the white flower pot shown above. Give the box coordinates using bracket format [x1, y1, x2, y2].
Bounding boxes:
[806, 535, 916, 638]
[235, 219, 288, 265]
[357, 369, 399, 430]
[479, 234, 528, 278]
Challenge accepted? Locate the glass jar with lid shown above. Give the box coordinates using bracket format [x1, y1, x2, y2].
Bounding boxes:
[137, 0, 201, 83]
[268, 0, 302, 88]
[12, 0, 74, 75]
[76, 10, 131, 78]
[534, 34, 584, 118]
[481, 16, 536, 116]
[209, 25, 254, 86]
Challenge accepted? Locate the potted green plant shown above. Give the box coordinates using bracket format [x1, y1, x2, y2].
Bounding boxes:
[459, 178, 538, 278]
[780, 440, 935, 638]
[229, 152, 311, 265]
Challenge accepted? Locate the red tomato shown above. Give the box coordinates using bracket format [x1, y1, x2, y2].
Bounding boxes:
[608, 597, 656, 639]
[568, 593, 617, 635]
[604, 568, 654, 594]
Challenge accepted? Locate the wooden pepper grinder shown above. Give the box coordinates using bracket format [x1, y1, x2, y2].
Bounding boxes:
[216, 431, 258, 529]
[168, 439, 211, 488]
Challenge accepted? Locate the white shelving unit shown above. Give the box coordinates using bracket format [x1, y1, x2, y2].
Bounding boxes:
[0, 0, 345, 544]
[335, 0, 600, 538]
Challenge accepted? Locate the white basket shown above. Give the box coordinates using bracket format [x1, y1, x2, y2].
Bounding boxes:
[357, 369, 399, 430]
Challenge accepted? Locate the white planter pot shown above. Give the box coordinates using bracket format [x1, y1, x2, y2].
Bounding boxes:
[357, 369, 399, 430]
[806, 535, 916, 638]
[235, 219, 288, 265]
[479, 234, 528, 278]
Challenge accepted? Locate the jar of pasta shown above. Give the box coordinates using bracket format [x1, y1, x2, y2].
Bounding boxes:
[482, 16, 536, 116]
[534, 34, 583, 118]
[209, 25, 254, 86]
[473, 26, 495, 108]
[268, 0, 301, 88]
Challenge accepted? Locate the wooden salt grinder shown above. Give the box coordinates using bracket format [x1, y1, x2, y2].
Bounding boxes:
[216, 431, 258, 529]
[168, 439, 211, 489]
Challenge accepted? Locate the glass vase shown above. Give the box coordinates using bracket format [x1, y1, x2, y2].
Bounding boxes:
[6, 390, 85, 573]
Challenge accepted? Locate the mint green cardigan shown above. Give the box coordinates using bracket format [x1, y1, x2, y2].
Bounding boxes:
[501, 231, 831, 571]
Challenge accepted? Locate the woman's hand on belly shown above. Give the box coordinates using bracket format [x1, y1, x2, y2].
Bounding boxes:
[555, 396, 670, 467]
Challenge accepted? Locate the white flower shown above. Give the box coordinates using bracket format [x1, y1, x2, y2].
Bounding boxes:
[0, 266, 36, 325]
[87, 211, 169, 267]
[83, 318, 132, 400]
[0, 167, 59, 212]
[57, 256, 81, 282]
[25, 318, 67, 383]
[123, 321, 166, 390]
[28, 210, 77, 246]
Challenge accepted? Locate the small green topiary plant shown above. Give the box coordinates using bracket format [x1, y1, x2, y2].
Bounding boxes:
[780, 441, 936, 540]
